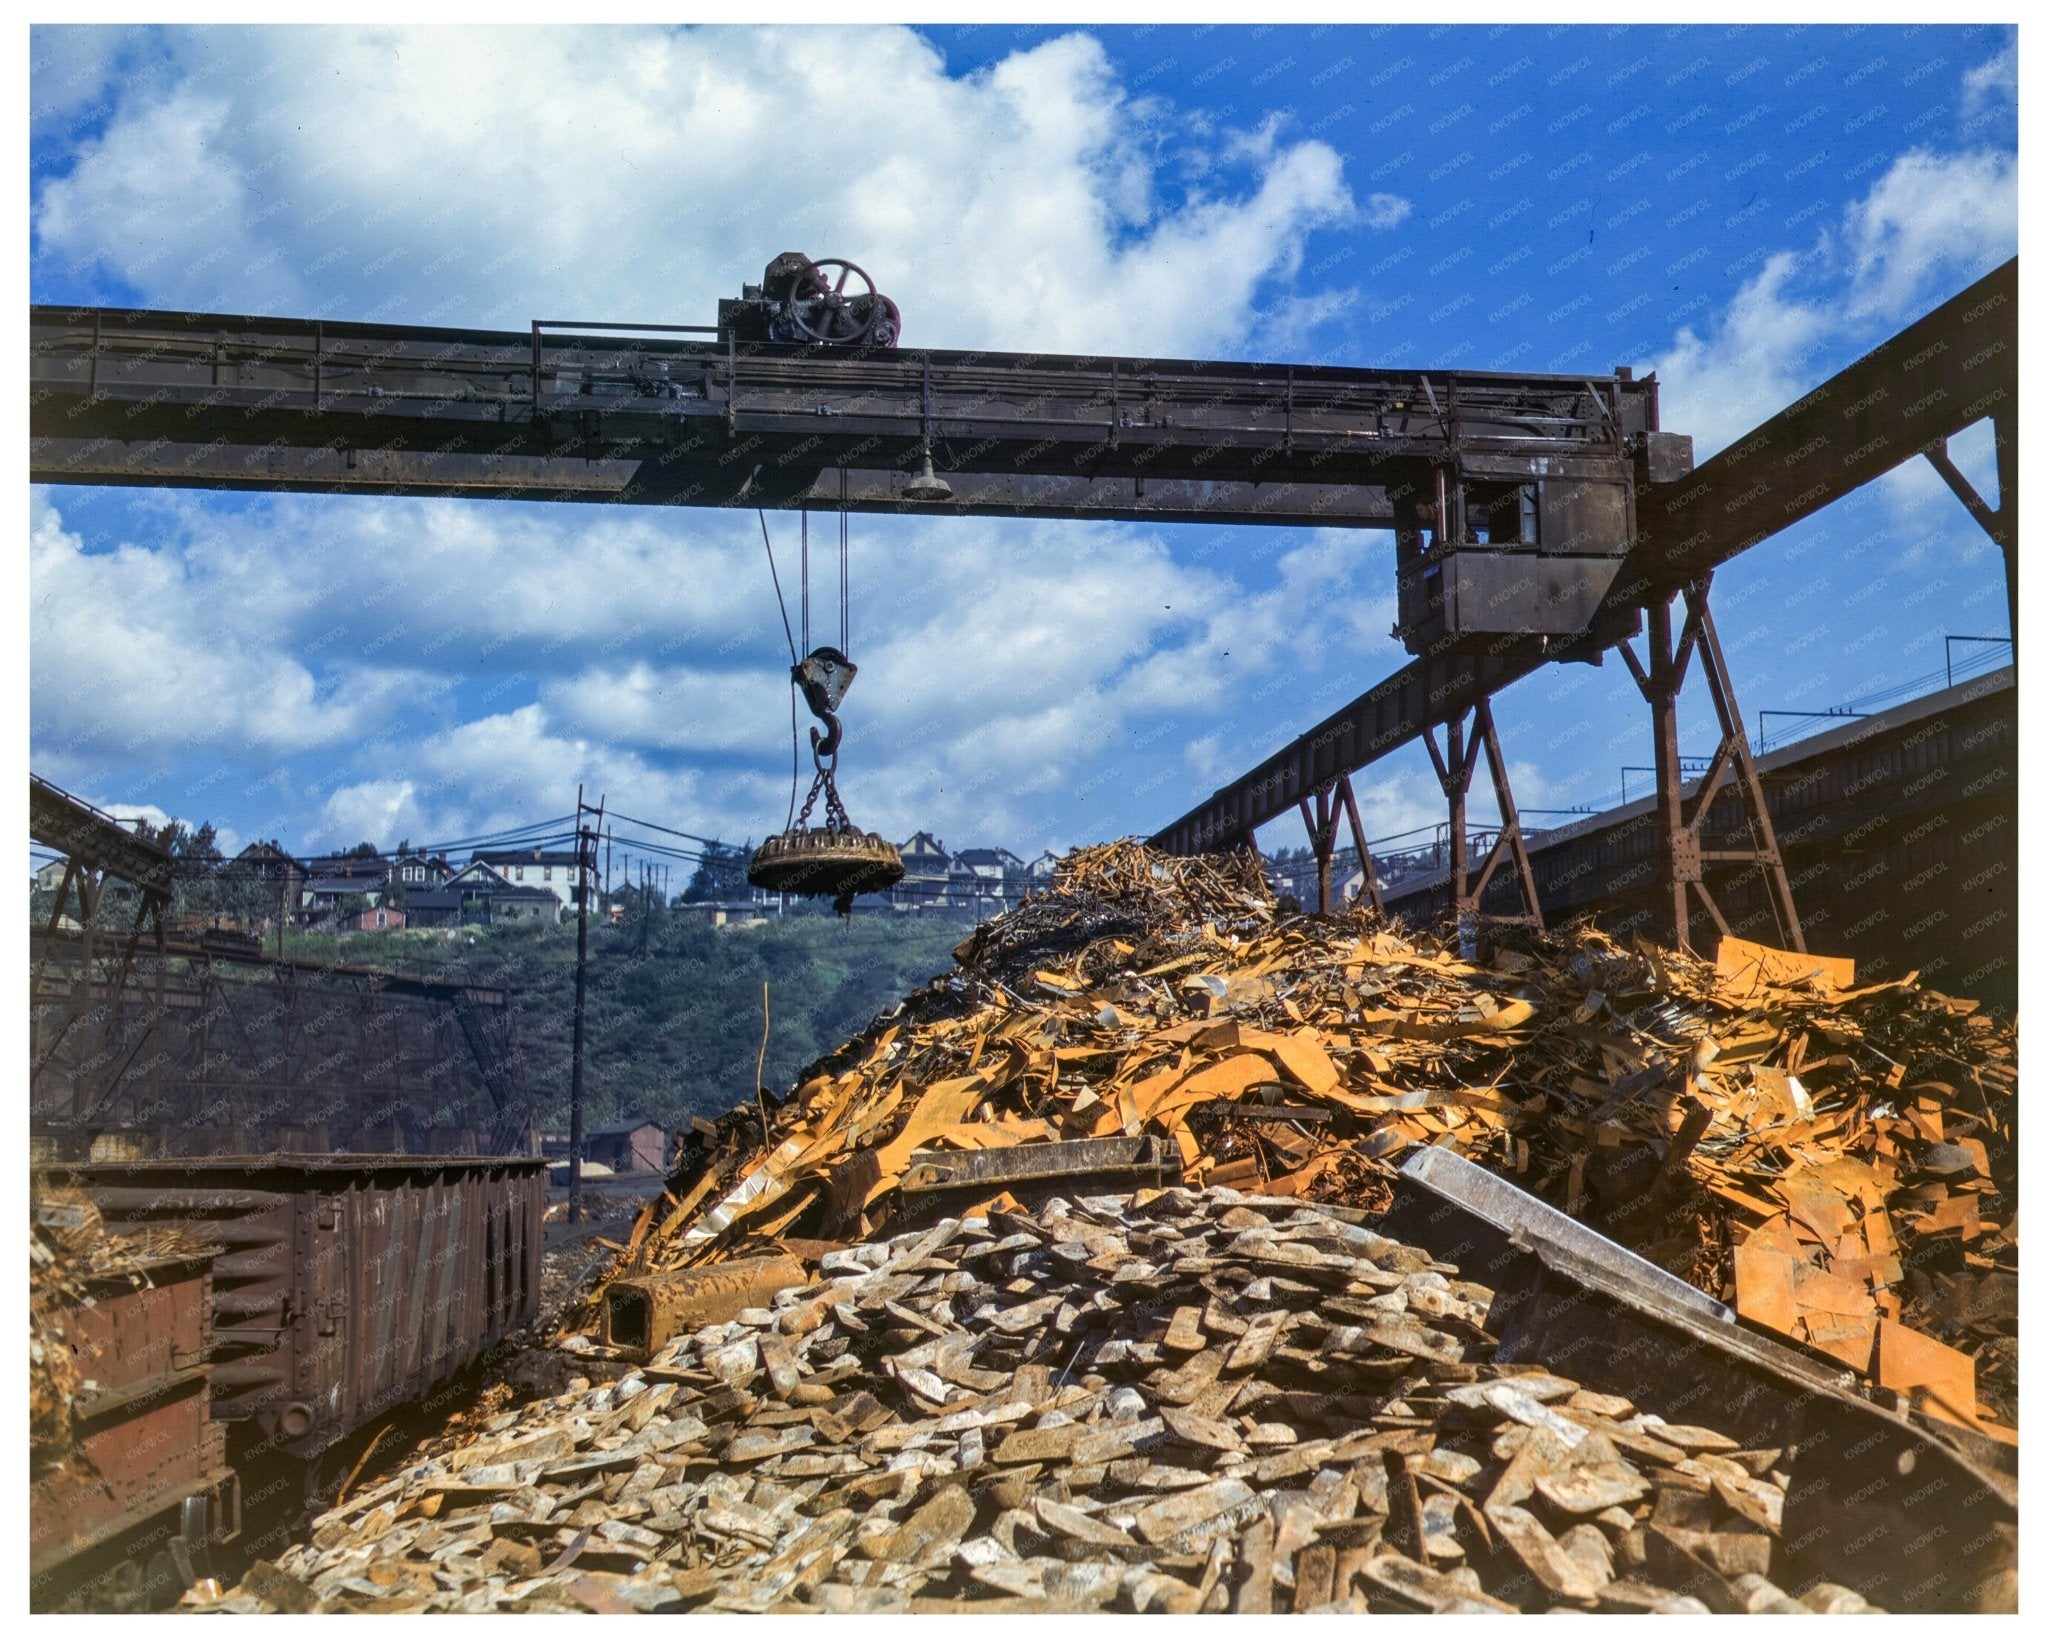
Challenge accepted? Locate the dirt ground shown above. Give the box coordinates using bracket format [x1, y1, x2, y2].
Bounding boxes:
[539, 1175, 668, 1319]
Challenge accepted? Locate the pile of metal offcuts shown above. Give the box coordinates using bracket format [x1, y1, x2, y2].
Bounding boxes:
[592, 842, 2017, 1444]
[215, 1189, 1916, 1614]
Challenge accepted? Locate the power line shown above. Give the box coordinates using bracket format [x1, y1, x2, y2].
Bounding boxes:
[602, 810, 726, 849]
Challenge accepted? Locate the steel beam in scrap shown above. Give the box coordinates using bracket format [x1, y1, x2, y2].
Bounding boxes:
[1151, 256, 2019, 855]
[28, 304, 1650, 528]
[29, 774, 174, 898]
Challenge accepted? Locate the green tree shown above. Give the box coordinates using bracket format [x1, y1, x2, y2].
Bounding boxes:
[682, 841, 752, 903]
[146, 819, 246, 922]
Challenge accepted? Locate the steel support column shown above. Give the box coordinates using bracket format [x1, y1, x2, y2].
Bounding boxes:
[1338, 777, 1386, 914]
[1423, 699, 1544, 944]
[1619, 580, 1803, 956]
[1422, 715, 1478, 949]
[1299, 779, 1387, 916]
[1473, 701, 1545, 935]
[1296, 791, 1336, 914]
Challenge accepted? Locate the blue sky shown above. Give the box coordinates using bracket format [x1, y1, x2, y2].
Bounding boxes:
[27, 22, 2018, 868]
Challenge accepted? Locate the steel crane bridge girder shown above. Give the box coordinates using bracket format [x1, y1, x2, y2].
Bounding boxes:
[29, 306, 1655, 533]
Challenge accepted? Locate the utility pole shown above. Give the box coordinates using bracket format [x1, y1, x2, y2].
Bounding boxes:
[568, 785, 602, 1226]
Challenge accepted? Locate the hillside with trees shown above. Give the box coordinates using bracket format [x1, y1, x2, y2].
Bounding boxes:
[282, 905, 966, 1135]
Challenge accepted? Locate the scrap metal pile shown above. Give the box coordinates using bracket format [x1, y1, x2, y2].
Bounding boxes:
[219, 1189, 1887, 1614]
[599, 841, 2017, 1439]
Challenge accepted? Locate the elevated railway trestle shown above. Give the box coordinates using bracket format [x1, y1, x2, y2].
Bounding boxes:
[31, 775, 173, 1130]
[27, 255, 2017, 959]
[30, 777, 533, 1160]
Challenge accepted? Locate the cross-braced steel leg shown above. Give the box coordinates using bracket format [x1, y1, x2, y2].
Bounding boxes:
[1296, 776, 1385, 915]
[1620, 577, 1803, 955]
[1337, 777, 1386, 913]
[1422, 698, 1544, 939]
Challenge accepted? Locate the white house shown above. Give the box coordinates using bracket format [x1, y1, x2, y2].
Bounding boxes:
[471, 848, 593, 919]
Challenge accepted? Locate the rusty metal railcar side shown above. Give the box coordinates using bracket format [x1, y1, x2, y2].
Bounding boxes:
[29, 1250, 240, 1608]
[40, 1154, 546, 1460]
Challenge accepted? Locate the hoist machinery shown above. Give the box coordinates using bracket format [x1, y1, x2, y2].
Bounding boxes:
[716, 253, 901, 350]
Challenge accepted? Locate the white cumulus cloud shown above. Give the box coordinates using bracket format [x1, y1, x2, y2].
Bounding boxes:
[1648, 141, 2017, 458]
[1361, 192, 1412, 231]
[34, 25, 1353, 360]
[1842, 148, 2017, 322]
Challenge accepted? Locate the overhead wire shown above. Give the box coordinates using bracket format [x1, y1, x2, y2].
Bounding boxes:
[602, 810, 724, 849]
[609, 837, 707, 866]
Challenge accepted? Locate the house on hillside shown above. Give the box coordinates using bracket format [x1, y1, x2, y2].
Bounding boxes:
[301, 875, 387, 926]
[32, 858, 68, 892]
[434, 861, 560, 926]
[950, 846, 1023, 883]
[401, 887, 466, 929]
[1026, 849, 1062, 883]
[351, 906, 407, 932]
[472, 848, 592, 918]
[301, 852, 391, 888]
[947, 847, 1024, 915]
[389, 852, 454, 889]
[447, 859, 508, 890]
[899, 831, 950, 879]
[232, 840, 307, 916]
[954, 843, 1032, 896]
[488, 884, 562, 925]
[890, 830, 953, 911]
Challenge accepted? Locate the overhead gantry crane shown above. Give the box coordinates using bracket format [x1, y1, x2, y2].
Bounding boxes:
[28, 253, 2017, 952]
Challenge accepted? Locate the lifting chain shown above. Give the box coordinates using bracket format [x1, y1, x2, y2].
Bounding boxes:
[793, 752, 855, 836]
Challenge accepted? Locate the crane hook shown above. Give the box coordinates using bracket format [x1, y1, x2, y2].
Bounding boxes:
[792, 645, 856, 764]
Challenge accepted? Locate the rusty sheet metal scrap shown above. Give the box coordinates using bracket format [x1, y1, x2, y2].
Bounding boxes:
[216, 1189, 1928, 1614]
[587, 842, 2016, 1441]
